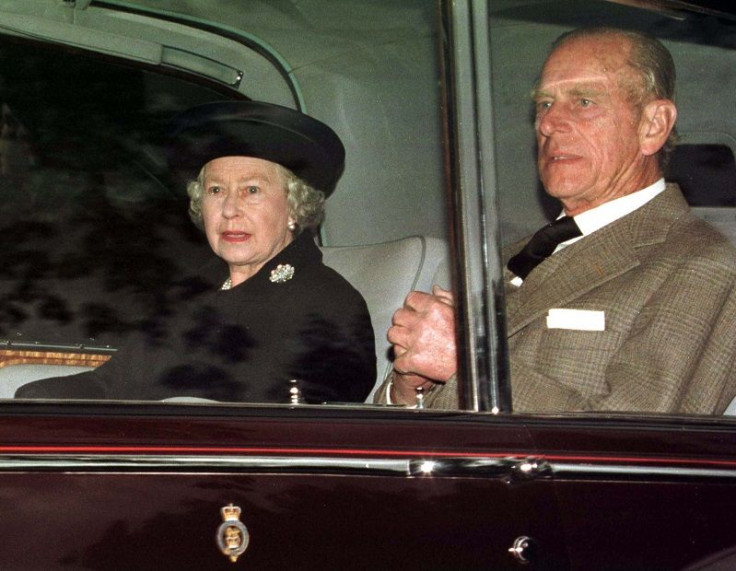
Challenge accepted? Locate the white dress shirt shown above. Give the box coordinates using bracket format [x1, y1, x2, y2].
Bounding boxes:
[510, 178, 666, 286]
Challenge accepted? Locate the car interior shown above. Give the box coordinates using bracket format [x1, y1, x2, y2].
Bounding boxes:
[0, 0, 733, 414]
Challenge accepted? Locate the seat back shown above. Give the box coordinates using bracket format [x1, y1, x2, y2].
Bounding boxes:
[725, 396, 736, 416]
[0, 349, 110, 399]
[668, 142, 736, 247]
[691, 206, 736, 247]
[321, 236, 450, 400]
[0, 364, 92, 399]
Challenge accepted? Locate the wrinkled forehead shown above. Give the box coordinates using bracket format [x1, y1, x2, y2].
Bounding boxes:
[539, 34, 634, 90]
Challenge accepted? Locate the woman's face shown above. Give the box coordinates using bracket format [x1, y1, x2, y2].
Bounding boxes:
[201, 156, 294, 285]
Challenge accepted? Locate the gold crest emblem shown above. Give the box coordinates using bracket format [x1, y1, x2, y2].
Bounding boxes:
[216, 504, 250, 563]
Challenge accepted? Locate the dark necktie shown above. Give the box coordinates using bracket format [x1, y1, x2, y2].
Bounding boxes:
[507, 216, 582, 280]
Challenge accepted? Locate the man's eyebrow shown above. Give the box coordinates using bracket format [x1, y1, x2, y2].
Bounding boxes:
[569, 85, 607, 98]
[530, 87, 551, 101]
[531, 83, 608, 101]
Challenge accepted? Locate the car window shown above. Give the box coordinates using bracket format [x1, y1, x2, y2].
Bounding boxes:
[0, 0, 451, 407]
[0, 37, 219, 345]
[485, 0, 736, 417]
[2, 0, 733, 419]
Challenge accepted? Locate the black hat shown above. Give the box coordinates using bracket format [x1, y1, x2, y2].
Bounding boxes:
[166, 101, 345, 196]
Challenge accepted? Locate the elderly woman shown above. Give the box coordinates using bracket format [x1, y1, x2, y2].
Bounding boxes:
[16, 101, 376, 403]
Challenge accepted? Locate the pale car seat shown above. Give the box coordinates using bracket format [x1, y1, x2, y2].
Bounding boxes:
[0, 364, 93, 399]
[2, 348, 110, 399]
[691, 206, 736, 247]
[725, 397, 736, 416]
[321, 236, 450, 401]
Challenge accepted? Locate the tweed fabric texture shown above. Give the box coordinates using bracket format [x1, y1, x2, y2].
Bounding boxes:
[377, 185, 736, 414]
[507, 216, 582, 279]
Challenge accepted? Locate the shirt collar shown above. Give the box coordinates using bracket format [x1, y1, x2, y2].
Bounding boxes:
[561, 178, 666, 246]
[508, 178, 667, 286]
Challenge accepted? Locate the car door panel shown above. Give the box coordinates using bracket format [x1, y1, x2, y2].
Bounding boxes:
[525, 417, 736, 569]
[0, 406, 570, 569]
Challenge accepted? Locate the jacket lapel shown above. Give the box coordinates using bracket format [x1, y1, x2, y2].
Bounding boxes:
[504, 184, 688, 336]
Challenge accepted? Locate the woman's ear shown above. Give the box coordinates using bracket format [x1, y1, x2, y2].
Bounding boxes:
[639, 99, 677, 156]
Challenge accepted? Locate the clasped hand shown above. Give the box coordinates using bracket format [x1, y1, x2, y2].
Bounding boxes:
[387, 285, 457, 404]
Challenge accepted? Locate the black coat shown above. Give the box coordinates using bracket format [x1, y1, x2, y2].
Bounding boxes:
[17, 232, 376, 403]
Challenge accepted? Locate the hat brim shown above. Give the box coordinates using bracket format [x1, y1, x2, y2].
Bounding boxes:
[166, 101, 345, 196]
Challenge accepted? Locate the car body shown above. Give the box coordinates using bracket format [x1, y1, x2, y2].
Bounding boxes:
[0, 0, 735, 568]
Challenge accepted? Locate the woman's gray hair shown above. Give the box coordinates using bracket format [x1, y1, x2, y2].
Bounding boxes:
[186, 163, 326, 233]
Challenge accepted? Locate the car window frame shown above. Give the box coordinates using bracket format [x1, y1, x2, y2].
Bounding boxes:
[441, 0, 511, 413]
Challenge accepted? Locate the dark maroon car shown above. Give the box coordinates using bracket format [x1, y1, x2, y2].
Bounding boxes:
[0, 0, 735, 568]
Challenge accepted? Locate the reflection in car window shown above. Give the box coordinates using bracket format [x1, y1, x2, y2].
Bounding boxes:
[0, 38, 218, 349]
[0, 1, 447, 406]
[14, 101, 378, 404]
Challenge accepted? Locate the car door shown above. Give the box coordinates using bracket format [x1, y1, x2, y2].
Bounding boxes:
[0, 1, 569, 569]
[477, 0, 736, 568]
[0, 406, 577, 569]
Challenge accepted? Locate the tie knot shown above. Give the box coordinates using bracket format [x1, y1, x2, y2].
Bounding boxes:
[507, 216, 581, 280]
[540, 216, 582, 248]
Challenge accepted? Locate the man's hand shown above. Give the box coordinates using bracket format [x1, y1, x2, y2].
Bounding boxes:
[388, 285, 457, 392]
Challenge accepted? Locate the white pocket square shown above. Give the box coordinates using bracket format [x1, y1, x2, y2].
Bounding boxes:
[546, 308, 605, 331]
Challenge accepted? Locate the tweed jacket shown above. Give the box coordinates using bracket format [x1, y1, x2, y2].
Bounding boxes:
[377, 184, 736, 414]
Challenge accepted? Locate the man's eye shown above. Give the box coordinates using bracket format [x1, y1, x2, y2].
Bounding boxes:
[206, 185, 221, 195]
[537, 101, 552, 111]
[246, 186, 260, 194]
[580, 98, 593, 107]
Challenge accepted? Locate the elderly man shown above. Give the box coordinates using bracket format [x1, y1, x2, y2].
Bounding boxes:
[379, 27, 736, 414]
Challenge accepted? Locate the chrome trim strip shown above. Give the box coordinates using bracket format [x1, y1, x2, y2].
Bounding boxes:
[550, 462, 736, 480]
[1, 454, 735, 481]
[0, 340, 117, 353]
[0, 454, 410, 475]
[408, 457, 511, 477]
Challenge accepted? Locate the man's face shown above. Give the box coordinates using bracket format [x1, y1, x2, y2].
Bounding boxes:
[534, 35, 652, 215]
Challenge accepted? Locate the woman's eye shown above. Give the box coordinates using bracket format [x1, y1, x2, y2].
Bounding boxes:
[206, 185, 221, 195]
[246, 185, 260, 194]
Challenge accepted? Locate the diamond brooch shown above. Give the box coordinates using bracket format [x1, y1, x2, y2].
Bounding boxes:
[269, 264, 295, 283]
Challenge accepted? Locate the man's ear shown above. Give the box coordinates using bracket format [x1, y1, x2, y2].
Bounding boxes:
[639, 99, 677, 156]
